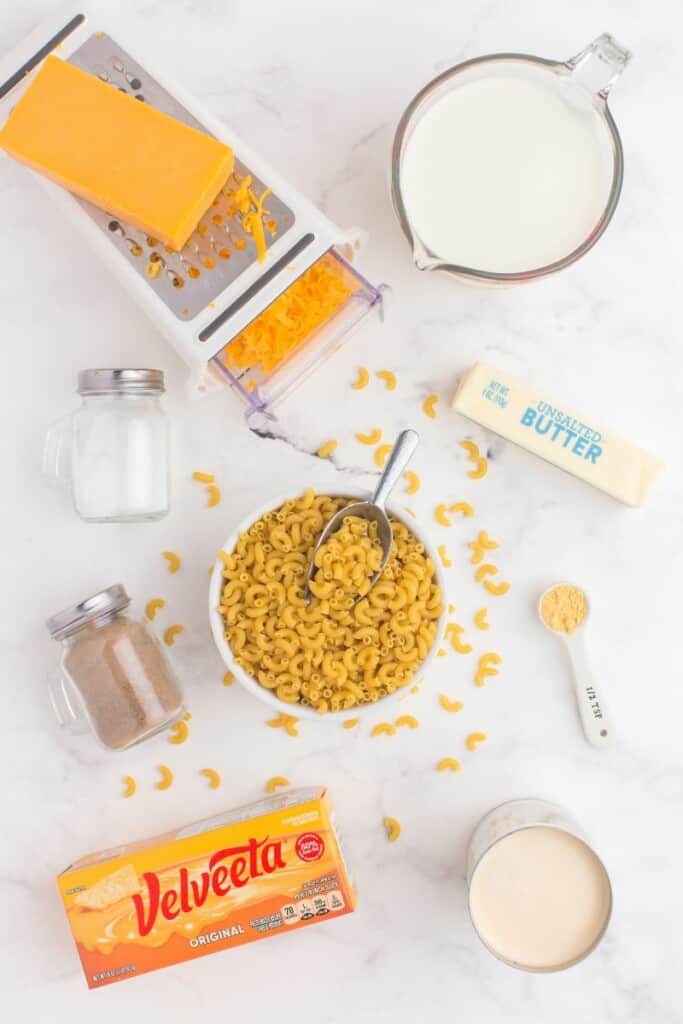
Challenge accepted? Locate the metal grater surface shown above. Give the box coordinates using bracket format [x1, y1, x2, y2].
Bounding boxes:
[67, 33, 295, 320]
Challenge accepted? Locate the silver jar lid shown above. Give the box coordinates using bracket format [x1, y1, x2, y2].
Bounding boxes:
[77, 369, 165, 396]
[46, 584, 131, 641]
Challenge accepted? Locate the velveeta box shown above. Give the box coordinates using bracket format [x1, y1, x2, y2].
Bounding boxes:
[57, 787, 356, 988]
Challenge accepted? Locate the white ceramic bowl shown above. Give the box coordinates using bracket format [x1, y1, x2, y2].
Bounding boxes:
[209, 488, 448, 722]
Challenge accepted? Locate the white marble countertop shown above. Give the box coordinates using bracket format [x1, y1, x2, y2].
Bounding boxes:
[1, 0, 682, 1020]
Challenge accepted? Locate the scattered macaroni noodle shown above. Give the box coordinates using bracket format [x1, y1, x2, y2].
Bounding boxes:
[469, 531, 499, 565]
[218, 490, 442, 713]
[223, 670, 234, 686]
[283, 715, 299, 736]
[200, 768, 221, 789]
[265, 776, 290, 793]
[352, 367, 369, 390]
[445, 622, 472, 655]
[474, 608, 489, 631]
[485, 579, 511, 596]
[435, 504, 452, 527]
[164, 624, 184, 646]
[145, 598, 166, 621]
[439, 694, 463, 712]
[466, 732, 487, 751]
[356, 427, 382, 445]
[371, 722, 397, 737]
[437, 545, 452, 568]
[266, 714, 288, 729]
[377, 370, 397, 391]
[459, 440, 488, 479]
[423, 394, 439, 419]
[404, 471, 420, 494]
[374, 443, 393, 468]
[468, 457, 488, 480]
[449, 502, 474, 518]
[448, 603, 456, 614]
[436, 758, 461, 772]
[395, 714, 419, 729]
[184, 711, 192, 720]
[206, 484, 221, 507]
[168, 720, 189, 744]
[459, 440, 480, 459]
[475, 564, 498, 582]
[122, 775, 136, 798]
[437, 648, 446, 657]
[317, 439, 338, 459]
[343, 718, 359, 729]
[155, 765, 173, 790]
[475, 652, 502, 687]
[193, 471, 215, 484]
[162, 550, 181, 573]
[384, 817, 401, 842]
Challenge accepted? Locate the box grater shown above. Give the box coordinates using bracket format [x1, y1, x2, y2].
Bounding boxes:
[0, 8, 383, 421]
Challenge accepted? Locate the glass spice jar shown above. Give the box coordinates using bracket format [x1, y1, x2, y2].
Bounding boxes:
[46, 585, 184, 751]
[44, 369, 170, 523]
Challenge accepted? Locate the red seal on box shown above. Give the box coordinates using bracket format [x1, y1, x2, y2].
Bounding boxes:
[295, 832, 325, 862]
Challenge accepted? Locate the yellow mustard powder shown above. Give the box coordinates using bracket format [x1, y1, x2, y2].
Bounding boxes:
[541, 585, 588, 634]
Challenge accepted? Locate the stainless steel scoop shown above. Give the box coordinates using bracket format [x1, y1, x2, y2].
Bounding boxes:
[305, 429, 419, 603]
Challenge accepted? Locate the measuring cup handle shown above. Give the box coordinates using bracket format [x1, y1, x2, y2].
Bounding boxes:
[43, 413, 73, 490]
[566, 33, 632, 99]
[568, 633, 615, 748]
[372, 429, 419, 510]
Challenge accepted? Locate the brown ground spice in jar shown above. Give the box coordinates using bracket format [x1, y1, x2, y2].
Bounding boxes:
[47, 585, 184, 751]
[63, 616, 183, 749]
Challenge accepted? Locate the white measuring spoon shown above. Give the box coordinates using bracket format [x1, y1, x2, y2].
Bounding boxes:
[538, 584, 614, 749]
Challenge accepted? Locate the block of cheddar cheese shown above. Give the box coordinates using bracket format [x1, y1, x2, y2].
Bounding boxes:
[0, 56, 234, 250]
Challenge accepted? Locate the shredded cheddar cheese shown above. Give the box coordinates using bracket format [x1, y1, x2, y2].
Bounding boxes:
[217, 253, 355, 376]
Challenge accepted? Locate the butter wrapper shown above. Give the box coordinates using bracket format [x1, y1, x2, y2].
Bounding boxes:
[452, 363, 663, 506]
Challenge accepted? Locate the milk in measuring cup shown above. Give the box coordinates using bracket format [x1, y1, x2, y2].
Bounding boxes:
[400, 75, 614, 274]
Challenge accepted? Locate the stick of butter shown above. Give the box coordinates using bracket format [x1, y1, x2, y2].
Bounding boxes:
[451, 363, 663, 506]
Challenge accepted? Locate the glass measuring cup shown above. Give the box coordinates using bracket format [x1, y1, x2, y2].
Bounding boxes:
[391, 34, 631, 284]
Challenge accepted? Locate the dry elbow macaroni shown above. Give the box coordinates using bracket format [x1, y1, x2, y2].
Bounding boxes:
[218, 490, 443, 713]
[403, 471, 420, 494]
[375, 443, 393, 468]
[164, 624, 184, 646]
[352, 367, 369, 390]
[423, 394, 438, 418]
[384, 817, 401, 841]
[206, 484, 221, 507]
[200, 768, 221, 789]
[168, 720, 189, 744]
[356, 427, 382, 445]
[155, 765, 173, 790]
[317, 439, 338, 459]
[377, 370, 397, 391]
[162, 550, 181, 573]
[145, 597, 166, 620]
[122, 775, 136, 798]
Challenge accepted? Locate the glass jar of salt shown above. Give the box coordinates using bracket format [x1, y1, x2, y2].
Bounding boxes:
[46, 585, 184, 750]
[44, 369, 170, 522]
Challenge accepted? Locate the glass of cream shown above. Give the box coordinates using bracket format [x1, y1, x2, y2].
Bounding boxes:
[391, 34, 631, 284]
[467, 799, 612, 971]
